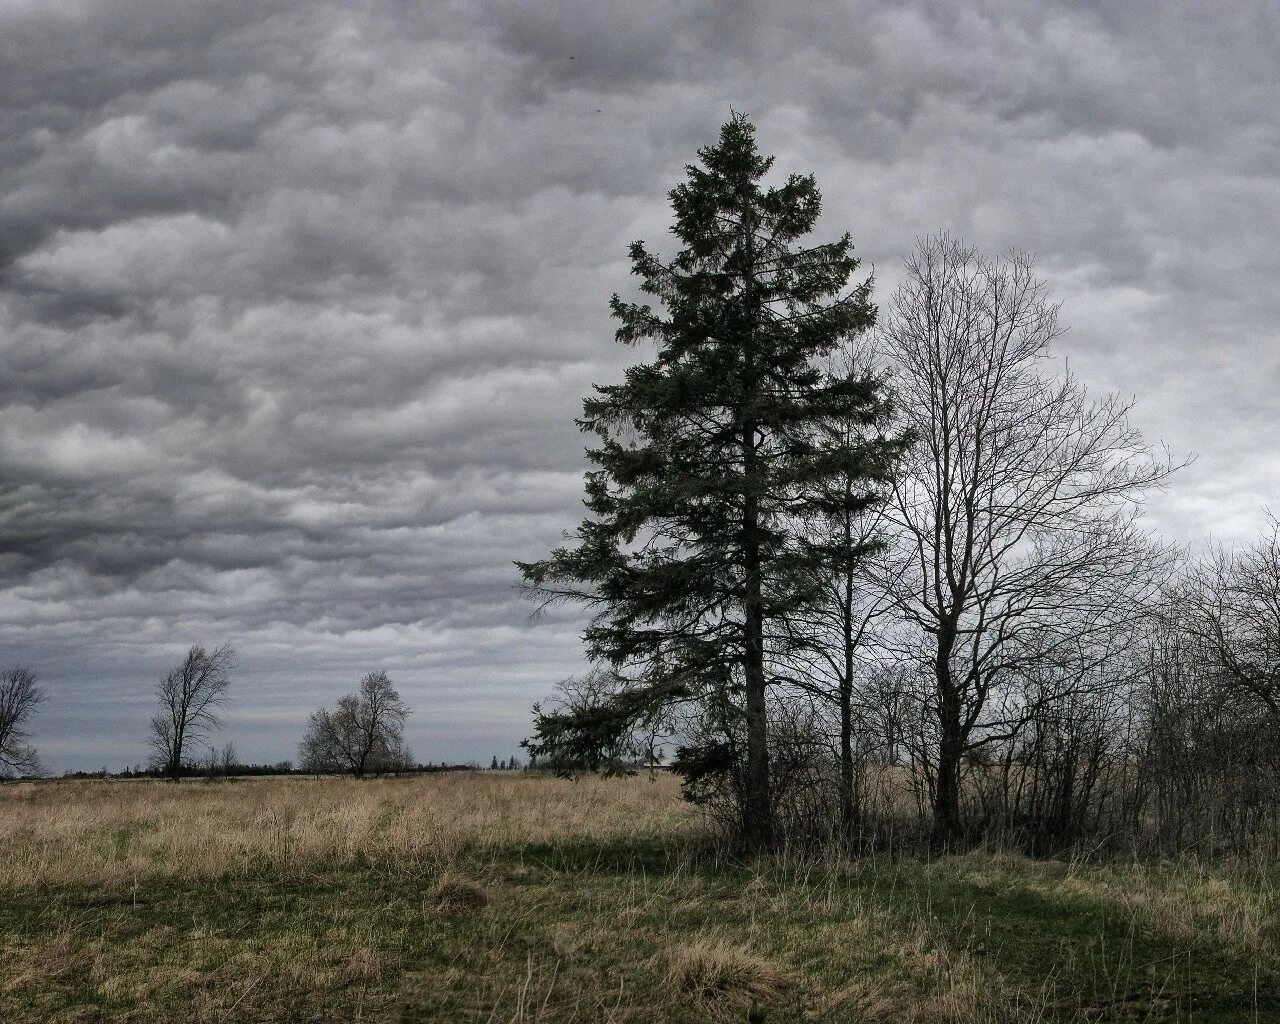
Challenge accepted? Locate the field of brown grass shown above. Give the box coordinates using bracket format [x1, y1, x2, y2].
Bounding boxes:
[0, 773, 695, 890]
[1, 771, 1276, 1022]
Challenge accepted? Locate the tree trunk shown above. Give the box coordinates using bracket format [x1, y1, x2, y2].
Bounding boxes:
[741, 431, 773, 852]
[742, 600, 772, 851]
[839, 675, 855, 838]
[933, 716, 963, 847]
[839, 563, 857, 838]
[932, 622, 964, 847]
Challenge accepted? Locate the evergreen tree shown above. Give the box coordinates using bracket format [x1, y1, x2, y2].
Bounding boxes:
[519, 115, 900, 850]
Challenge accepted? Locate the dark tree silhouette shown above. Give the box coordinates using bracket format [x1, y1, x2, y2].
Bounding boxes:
[299, 670, 412, 777]
[519, 115, 901, 850]
[0, 666, 45, 778]
[149, 644, 236, 782]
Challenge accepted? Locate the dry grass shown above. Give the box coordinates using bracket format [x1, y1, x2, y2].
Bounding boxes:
[0, 772, 696, 889]
[1051, 858, 1278, 958]
[432, 872, 489, 912]
[0, 772, 1275, 1023]
[666, 937, 795, 1019]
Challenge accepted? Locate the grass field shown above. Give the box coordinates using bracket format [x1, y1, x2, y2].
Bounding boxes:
[1, 772, 1276, 1023]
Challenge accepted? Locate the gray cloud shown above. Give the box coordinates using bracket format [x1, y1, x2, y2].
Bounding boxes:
[1, 0, 1277, 770]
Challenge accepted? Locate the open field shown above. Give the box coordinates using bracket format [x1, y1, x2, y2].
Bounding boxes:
[1, 773, 1277, 1023]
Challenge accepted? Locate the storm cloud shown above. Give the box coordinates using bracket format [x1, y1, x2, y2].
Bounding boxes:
[2, 0, 1278, 770]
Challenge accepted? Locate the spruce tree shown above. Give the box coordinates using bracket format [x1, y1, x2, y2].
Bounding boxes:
[519, 115, 900, 849]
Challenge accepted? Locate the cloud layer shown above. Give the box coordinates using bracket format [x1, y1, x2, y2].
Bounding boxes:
[2, 1, 1278, 770]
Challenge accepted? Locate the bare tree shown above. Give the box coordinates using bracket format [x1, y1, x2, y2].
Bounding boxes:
[299, 670, 412, 777]
[878, 234, 1175, 844]
[0, 666, 46, 778]
[1182, 516, 1280, 724]
[149, 643, 236, 781]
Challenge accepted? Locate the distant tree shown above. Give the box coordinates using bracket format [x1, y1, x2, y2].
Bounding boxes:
[298, 670, 412, 777]
[519, 115, 900, 850]
[0, 666, 46, 778]
[490, 754, 500, 770]
[148, 644, 236, 782]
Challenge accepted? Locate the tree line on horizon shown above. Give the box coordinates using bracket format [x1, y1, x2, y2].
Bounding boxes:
[518, 114, 1280, 857]
[0, 642, 527, 781]
[0, 649, 470, 781]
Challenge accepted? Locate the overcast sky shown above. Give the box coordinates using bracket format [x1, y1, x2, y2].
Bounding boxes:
[2, 1, 1277, 772]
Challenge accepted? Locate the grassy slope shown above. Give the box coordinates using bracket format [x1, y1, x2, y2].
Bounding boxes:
[0, 774, 1276, 1023]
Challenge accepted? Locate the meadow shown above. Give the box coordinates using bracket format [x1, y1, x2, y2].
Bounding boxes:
[1, 772, 1276, 1023]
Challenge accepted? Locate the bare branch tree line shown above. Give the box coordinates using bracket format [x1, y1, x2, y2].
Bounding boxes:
[146, 645, 414, 779]
[1, 645, 415, 782]
[530, 230, 1280, 858]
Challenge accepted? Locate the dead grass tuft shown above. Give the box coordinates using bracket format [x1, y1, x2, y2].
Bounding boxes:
[432, 873, 489, 913]
[667, 937, 795, 1018]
